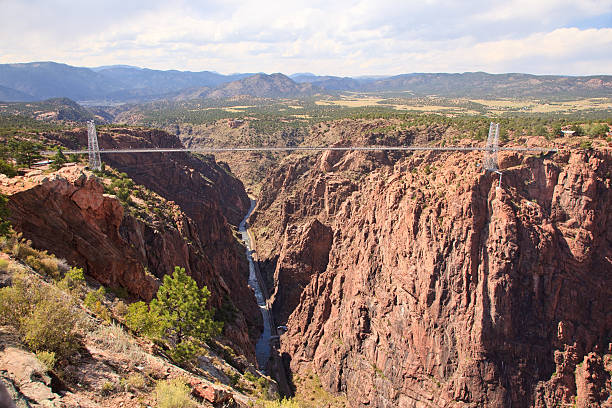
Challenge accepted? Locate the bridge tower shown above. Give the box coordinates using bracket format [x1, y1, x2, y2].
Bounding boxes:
[87, 120, 102, 171]
[483, 122, 500, 171]
[483, 122, 503, 186]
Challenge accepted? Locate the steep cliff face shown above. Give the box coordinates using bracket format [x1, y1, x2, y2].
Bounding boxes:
[53, 127, 261, 350]
[250, 121, 612, 407]
[3, 167, 159, 299]
[2, 166, 259, 360]
[2, 135, 261, 362]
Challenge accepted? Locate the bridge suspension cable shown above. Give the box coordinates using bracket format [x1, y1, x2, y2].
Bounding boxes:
[55, 145, 557, 155]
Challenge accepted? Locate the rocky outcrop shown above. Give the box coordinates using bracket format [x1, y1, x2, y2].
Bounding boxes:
[250, 121, 612, 407]
[2, 162, 260, 362]
[3, 167, 159, 300]
[0, 328, 61, 407]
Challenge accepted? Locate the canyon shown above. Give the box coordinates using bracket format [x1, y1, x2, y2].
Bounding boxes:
[1, 118, 610, 407]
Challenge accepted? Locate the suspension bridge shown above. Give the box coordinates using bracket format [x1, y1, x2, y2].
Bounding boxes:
[48, 121, 556, 174]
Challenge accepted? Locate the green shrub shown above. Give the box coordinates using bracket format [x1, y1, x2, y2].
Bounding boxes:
[0, 160, 17, 178]
[0, 276, 33, 325]
[119, 373, 147, 392]
[151, 267, 223, 344]
[57, 267, 85, 292]
[50, 148, 67, 170]
[154, 378, 197, 408]
[38, 257, 60, 279]
[587, 123, 609, 138]
[100, 381, 116, 396]
[123, 267, 223, 366]
[244, 371, 259, 383]
[114, 300, 128, 317]
[571, 124, 585, 136]
[12, 241, 38, 261]
[0, 274, 81, 358]
[84, 287, 111, 322]
[580, 140, 593, 150]
[166, 340, 201, 365]
[8, 139, 42, 168]
[21, 293, 80, 357]
[124, 301, 165, 338]
[36, 350, 57, 371]
[24, 255, 42, 271]
[261, 398, 302, 408]
[150, 267, 223, 365]
[228, 371, 241, 387]
[0, 233, 18, 252]
[84, 286, 106, 306]
[0, 258, 8, 272]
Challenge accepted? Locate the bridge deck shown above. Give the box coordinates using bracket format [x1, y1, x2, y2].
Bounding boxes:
[46, 146, 558, 155]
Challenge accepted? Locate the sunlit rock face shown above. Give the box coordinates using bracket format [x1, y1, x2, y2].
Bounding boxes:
[251, 120, 612, 407]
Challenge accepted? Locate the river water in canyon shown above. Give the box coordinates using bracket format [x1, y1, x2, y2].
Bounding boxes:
[239, 199, 272, 371]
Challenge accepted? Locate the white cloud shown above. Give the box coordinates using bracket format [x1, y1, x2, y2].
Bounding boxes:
[0, 0, 611, 75]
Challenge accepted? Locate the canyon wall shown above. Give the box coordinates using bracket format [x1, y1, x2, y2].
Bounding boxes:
[4, 126, 262, 361]
[250, 121, 612, 407]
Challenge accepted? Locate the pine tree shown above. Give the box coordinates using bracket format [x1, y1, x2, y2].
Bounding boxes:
[151, 266, 222, 345]
[8, 140, 43, 168]
[50, 147, 67, 170]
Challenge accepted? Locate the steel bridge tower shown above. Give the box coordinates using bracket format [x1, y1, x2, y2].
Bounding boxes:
[483, 122, 500, 171]
[483, 122, 503, 186]
[87, 120, 102, 171]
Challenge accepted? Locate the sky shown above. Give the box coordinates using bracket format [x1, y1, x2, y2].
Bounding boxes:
[1, 0, 611, 76]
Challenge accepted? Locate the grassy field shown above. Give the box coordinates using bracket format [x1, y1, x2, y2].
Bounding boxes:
[471, 97, 612, 114]
[311, 94, 612, 116]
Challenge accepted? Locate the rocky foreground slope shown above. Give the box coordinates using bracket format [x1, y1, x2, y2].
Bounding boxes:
[250, 120, 612, 407]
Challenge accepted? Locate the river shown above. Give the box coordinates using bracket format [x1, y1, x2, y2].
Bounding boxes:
[239, 199, 272, 371]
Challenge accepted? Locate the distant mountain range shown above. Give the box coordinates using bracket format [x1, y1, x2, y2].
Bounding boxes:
[0, 61, 610, 103]
[0, 62, 253, 102]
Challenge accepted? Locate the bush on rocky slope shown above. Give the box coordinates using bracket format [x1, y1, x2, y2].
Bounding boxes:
[0, 272, 82, 359]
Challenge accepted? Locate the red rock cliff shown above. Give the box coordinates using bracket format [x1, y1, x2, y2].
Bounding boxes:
[5, 126, 262, 362]
[59, 128, 261, 354]
[2, 165, 259, 362]
[251, 122, 612, 407]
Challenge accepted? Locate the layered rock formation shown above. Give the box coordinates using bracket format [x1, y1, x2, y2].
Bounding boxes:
[4, 126, 262, 361]
[250, 120, 612, 407]
[3, 167, 159, 299]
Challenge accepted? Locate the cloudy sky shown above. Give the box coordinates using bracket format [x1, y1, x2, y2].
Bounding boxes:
[1, 0, 611, 76]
